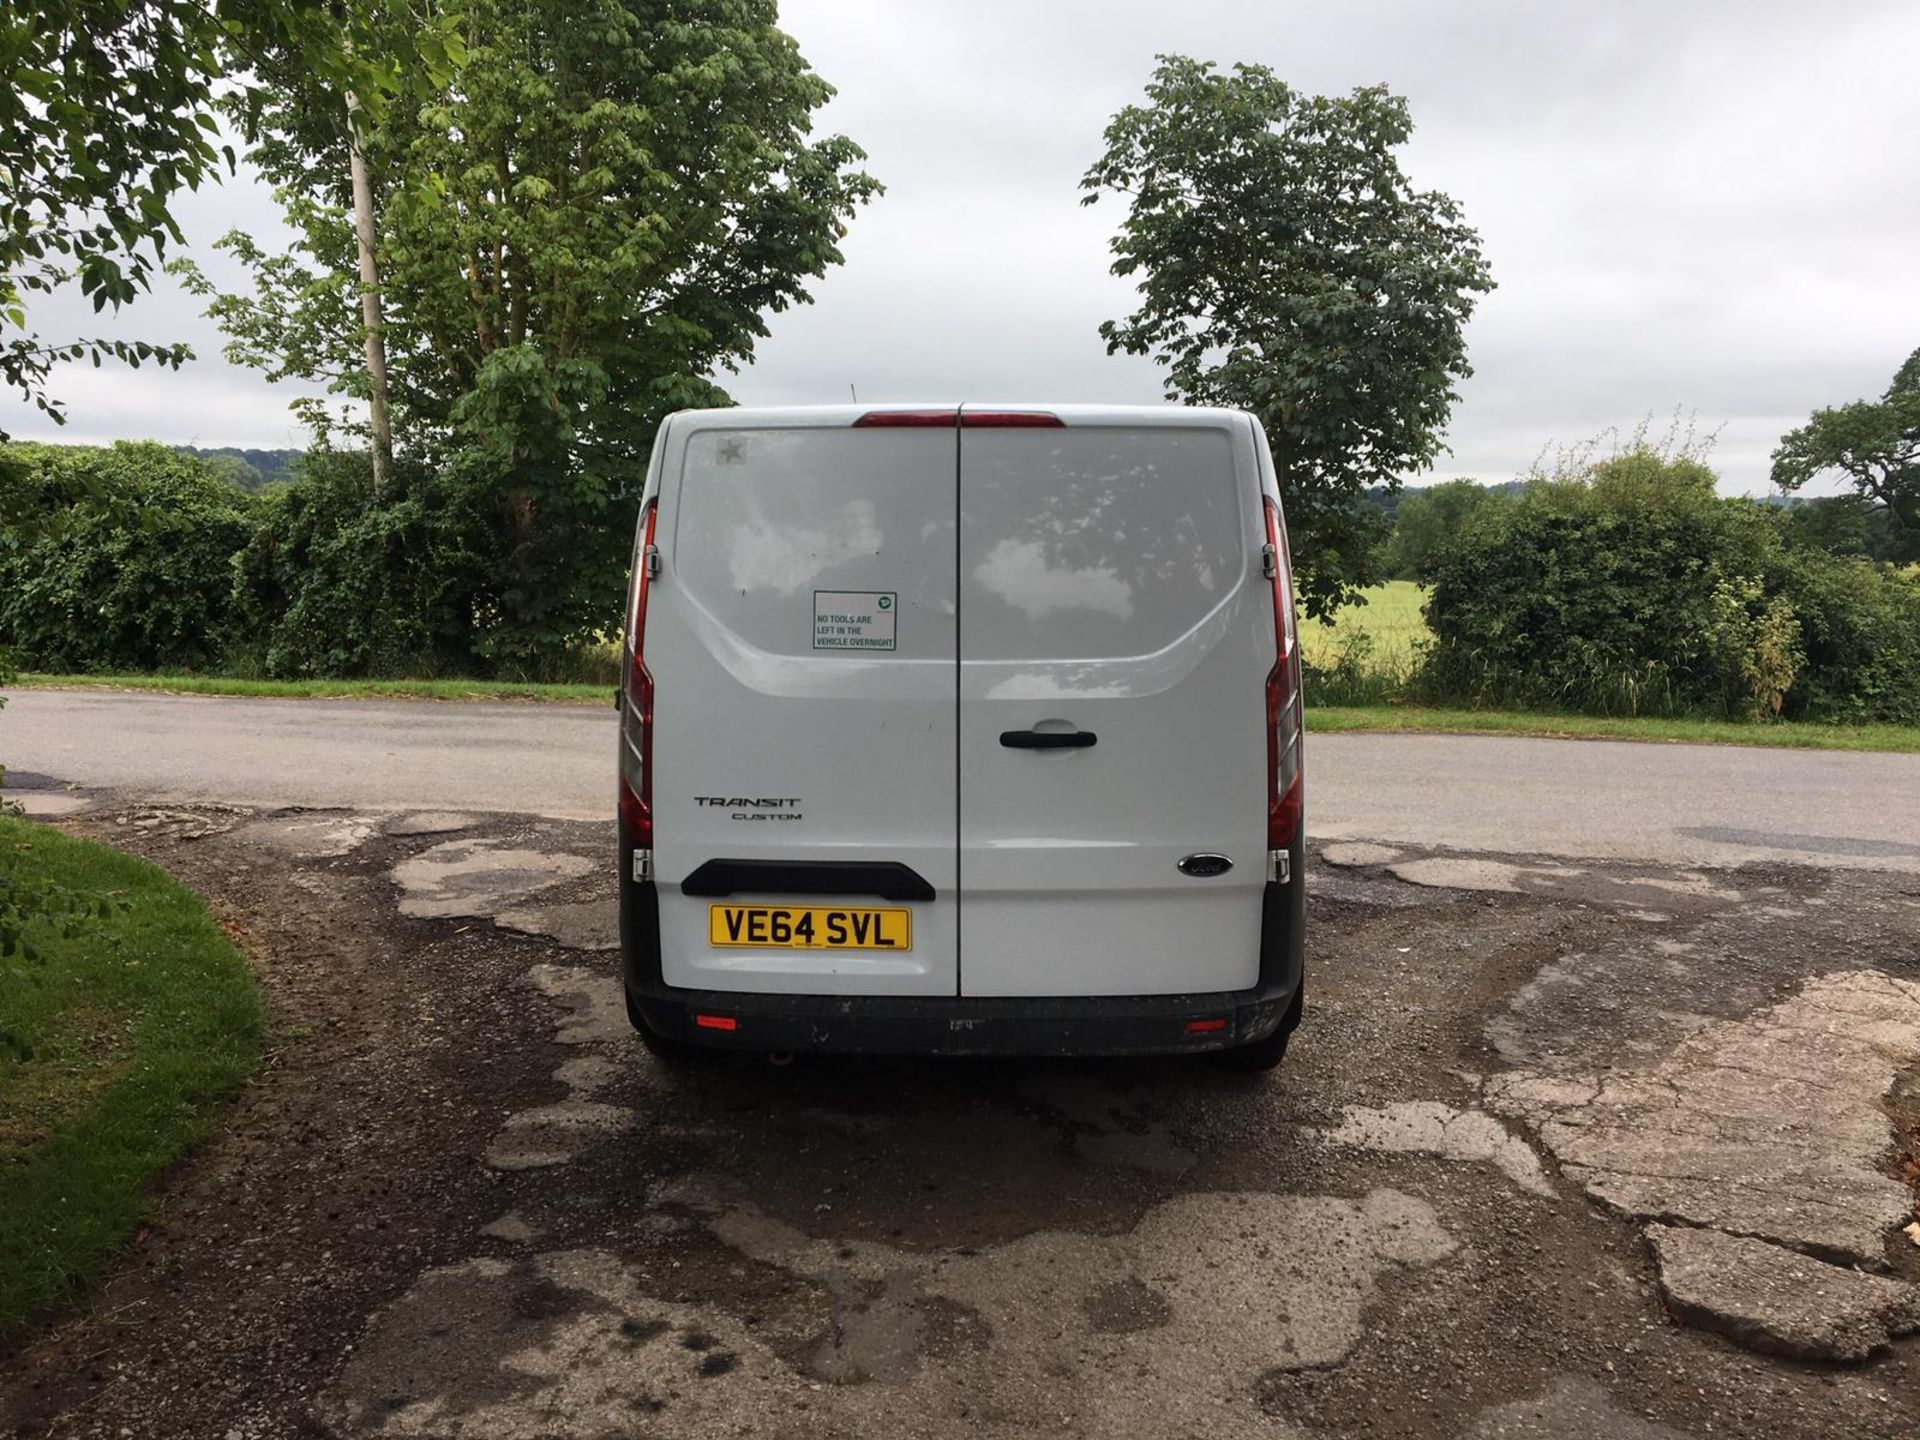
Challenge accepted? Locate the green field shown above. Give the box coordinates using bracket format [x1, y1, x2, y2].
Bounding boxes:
[1296, 580, 1429, 669]
[0, 820, 264, 1336]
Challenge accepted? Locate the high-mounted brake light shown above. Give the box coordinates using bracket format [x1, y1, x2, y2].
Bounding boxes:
[960, 411, 1064, 428]
[1264, 497, 1304, 851]
[852, 409, 958, 427]
[619, 501, 660, 849]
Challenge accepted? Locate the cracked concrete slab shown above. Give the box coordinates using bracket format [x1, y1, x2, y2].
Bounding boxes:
[239, 811, 376, 858]
[495, 899, 619, 952]
[389, 838, 593, 919]
[1648, 1226, 1920, 1362]
[332, 1182, 1456, 1438]
[1317, 1101, 1554, 1198]
[1488, 970, 1920, 1268]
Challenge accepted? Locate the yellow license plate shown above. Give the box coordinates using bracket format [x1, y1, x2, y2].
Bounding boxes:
[707, 904, 912, 951]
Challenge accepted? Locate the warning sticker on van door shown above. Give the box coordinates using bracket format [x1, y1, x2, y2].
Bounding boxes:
[812, 590, 897, 651]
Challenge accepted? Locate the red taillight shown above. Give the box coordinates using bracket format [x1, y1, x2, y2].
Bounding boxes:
[694, 1013, 738, 1032]
[852, 409, 958, 427]
[1264, 497, 1303, 850]
[1184, 1017, 1228, 1035]
[960, 410, 1064, 428]
[620, 502, 660, 849]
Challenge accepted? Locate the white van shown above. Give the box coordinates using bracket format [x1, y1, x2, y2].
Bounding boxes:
[617, 404, 1304, 1069]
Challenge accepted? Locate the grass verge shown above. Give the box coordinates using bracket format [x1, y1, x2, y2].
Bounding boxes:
[1306, 705, 1920, 753]
[0, 818, 264, 1337]
[15, 672, 609, 704]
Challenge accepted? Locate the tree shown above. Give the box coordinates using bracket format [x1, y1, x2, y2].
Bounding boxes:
[1771, 347, 1920, 560]
[1082, 57, 1494, 617]
[187, 0, 878, 663]
[0, 1, 459, 438]
[1383, 478, 1506, 581]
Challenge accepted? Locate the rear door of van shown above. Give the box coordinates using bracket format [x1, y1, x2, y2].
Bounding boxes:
[646, 410, 959, 997]
[957, 407, 1270, 997]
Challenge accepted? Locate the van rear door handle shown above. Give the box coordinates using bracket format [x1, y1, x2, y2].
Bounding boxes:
[1000, 729, 1097, 750]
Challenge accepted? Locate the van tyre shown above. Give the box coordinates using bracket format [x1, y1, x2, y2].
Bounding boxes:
[1216, 982, 1303, 1073]
[626, 988, 703, 1067]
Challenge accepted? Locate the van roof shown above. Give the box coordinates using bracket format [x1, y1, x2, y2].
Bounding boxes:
[665, 403, 1253, 432]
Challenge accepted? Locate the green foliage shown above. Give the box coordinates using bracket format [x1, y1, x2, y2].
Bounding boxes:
[228, 443, 638, 680]
[1420, 444, 1920, 722]
[1383, 480, 1510, 581]
[1082, 56, 1494, 618]
[0, 443, 260, 672]
[1771, 346, 1920, 559]
[230, 449, 492, 678]
[185, 0, 878, 662]
[0, 1, 461, 434]
[0, 818, 262, 1336]
[176, 446, 302, 491]
[1777, 493, 1878, 558]
[1770, 545, 1920, 724]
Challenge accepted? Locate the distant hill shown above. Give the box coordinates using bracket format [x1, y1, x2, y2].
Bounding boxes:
[175, 446, 302, 491]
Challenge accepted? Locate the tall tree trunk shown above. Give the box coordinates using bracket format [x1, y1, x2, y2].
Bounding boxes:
[346, 92, 393, 494]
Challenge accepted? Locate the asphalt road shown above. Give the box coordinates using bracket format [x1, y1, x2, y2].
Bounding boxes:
[5, 687, 1920, 871]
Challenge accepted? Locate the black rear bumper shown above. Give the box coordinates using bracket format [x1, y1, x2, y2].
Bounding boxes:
[619, 839, 1304, 1058]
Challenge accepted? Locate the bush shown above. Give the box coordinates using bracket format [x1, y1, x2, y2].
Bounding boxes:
[231, 451, 495, 678]
[0, 443, 260, 672]
[1771, 546, 1920, 723]
[1419, 446, 1920, 722]
[231, 443, 633, 680]
[1382, 478, 1511, 581]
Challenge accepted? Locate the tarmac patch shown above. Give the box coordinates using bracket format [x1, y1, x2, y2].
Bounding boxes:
[496, 899, 619, 952]
[334, 1181, 1457, 1437]
[1462, 1375, 1691, 1438]
[484, 967, 637, 1172]
[390, 838, 594, 919]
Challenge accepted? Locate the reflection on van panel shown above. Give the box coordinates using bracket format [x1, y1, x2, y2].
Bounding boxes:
[971, 537, 1134, 620]
[725, 498, 883, 596]
[959, 426, 1240, 662]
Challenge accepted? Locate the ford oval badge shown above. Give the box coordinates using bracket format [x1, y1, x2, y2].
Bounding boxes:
[1177, 853, 1234, 878]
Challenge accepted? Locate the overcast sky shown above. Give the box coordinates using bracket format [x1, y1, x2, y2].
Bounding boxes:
[7, 0, 1917, 493]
